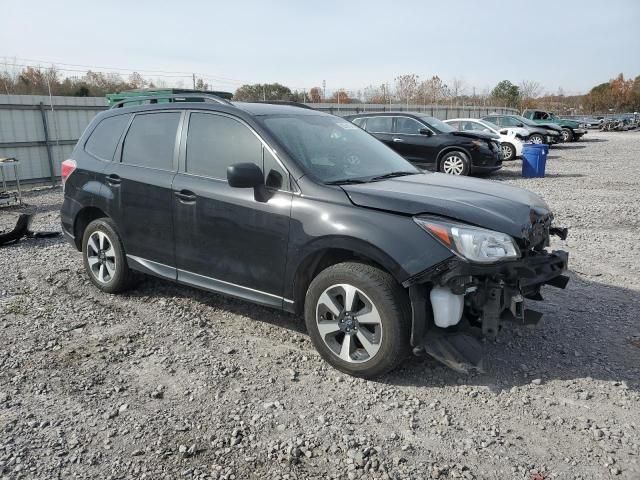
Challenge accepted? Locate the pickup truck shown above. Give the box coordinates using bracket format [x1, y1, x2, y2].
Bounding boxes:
[521, 109, 587, 142]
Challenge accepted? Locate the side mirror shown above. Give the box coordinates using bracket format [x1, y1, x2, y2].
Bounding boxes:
[516, 123, 524, 127]
[419, 128, 432, 136]
[227, 163, 264, 188]
[500, 129, 508, 135]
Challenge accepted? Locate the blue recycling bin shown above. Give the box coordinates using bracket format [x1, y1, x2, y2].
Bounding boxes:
[522, 143, 548, 178]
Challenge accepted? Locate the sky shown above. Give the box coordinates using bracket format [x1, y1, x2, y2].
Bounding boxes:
[2, 0, 640, 96]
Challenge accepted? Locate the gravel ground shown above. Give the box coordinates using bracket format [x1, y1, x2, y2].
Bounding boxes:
[1, 130, 639, 480]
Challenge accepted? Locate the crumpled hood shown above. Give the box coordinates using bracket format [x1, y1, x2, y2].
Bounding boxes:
[449, 130, 499, 140]
[537, 123, 562, 133]
[342, 173, 551, 242]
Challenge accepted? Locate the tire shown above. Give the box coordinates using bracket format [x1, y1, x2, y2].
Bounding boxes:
[529, 133, 544, 144]
[82, 218, 134, 294]
[561, 128, 574, 142]
[304, 262, 411, 378]
[438, 151, 470, 176]
[500, 142, 516, 161]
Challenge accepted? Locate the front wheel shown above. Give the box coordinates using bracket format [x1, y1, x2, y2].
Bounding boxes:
[439, 151, 470, 176]
[529, 133, 544, 144]
[561, 128, 574, 142]
[501, 142, 516, 161]
[304, 262, 410, 378]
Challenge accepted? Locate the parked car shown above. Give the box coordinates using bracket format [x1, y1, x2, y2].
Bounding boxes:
[61, 95, 569, 378]
[343, 112, 502, 176]
[444, 118, 526, 161]
[483, 114, 563, 145]
[521, 109, 587, 142]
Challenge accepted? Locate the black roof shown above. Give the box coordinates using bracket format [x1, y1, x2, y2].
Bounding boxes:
[343, 111, 431, 119]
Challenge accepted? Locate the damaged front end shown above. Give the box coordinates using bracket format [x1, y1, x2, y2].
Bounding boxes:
[404, 212, 569, 373]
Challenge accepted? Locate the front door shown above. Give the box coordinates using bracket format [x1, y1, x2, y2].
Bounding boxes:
[392, 116, 438, 169]
[172, 111, 292, 307]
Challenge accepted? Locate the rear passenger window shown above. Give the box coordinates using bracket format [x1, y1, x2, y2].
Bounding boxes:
[365, 117, 393, 133]
[186, 113, 262, 179]
[121, 112, 181, 170]
[85, 114, 130, 161]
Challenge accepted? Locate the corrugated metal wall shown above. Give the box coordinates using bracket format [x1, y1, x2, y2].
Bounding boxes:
[306, 103, 519, 119]
[0, 95, 107, 183]
[0, 95, 518, 183]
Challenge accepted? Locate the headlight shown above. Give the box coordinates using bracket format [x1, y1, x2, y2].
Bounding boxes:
[414, 217, 520, 263]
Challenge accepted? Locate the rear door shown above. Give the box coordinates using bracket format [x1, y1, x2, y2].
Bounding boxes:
[100, 111, 182, 274]
[172, 111, 292, 307]
[392, 116, 438, 168]
[362, 116, 395, 149]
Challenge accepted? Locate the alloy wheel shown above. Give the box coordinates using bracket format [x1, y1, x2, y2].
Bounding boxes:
[561, 130, 571, 142]
[315, 284, 383, 363]
[501, 144, 514, 160]
[86, 231, 117, 284]
[441, 155, 466, 175]
[530, 135, 543, 144]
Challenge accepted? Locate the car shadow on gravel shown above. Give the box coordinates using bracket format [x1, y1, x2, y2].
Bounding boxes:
[377, 274, 640, 392]
[127, 276, 306, 334]
[125, 270, 640, 393]
[579, 138, 609, 143]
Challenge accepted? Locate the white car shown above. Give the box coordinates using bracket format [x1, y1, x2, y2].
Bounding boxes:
[444, 118, 527, 161]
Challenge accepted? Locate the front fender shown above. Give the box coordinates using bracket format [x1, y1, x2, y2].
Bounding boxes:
[283, 191, 454, 301]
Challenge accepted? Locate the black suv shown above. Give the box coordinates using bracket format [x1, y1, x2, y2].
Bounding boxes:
[343, 112, 502, 176]
[61, 94, 569, 378]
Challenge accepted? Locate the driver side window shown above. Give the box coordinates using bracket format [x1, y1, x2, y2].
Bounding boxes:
[395, 117, 424, 135]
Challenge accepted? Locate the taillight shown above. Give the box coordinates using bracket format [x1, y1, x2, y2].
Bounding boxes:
[61, 159, 76, 189]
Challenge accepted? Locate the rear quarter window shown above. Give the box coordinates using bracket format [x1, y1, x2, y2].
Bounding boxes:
[84, 114, 130, 161]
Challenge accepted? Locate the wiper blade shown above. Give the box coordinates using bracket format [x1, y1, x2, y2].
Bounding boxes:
[325, 178, 369, 185]
[369, 171, 418, 181]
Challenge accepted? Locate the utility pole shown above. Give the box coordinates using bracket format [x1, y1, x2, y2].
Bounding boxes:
[263, 86, 266, 101]
[192, 74, 196, 90]
[322, 80, 326, 102]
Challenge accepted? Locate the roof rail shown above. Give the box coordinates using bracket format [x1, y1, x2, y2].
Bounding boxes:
[255, 100, 315, 110]
[110, 93, 233, 109]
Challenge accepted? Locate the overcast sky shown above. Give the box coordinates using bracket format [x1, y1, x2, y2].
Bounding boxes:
[2, 0, 639, 96]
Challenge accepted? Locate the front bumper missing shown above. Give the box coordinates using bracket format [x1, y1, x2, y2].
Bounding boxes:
[405, 250, 569, 373]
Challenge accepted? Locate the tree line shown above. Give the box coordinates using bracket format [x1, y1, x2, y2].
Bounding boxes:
[2, 65, 639, 114]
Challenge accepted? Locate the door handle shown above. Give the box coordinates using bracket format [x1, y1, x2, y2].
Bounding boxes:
[106, 174, 121, 185]
[174, 190, 197, 203]
[392, 137, 404, 143]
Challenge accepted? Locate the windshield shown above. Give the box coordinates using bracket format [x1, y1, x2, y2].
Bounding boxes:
[261, 114, 419, 183]
[419, 116, 455, 133]
[477, 120, 499, 132]
[512, 115, 538, 127]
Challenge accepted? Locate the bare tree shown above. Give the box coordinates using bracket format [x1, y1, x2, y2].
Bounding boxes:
[450, 78, 466, 103]
[394, 74, 419, 106]
[519, 80, 542, 100]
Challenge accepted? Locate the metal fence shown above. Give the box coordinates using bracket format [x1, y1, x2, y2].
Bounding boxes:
[0, 95, 518, 184]
[0, 95, 108, 185]
[305, 103, 519, 119]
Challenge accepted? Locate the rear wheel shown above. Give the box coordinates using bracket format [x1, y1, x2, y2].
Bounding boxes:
[561, 128, 574, 142]
[82, 218, 134, 294]
[304, 262, 410, 378]
[501, 142, 516, 161]
[439, 151, 470, 176]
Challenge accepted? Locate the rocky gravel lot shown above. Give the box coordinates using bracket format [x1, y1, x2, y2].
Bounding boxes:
[1, 130, 639, 480]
